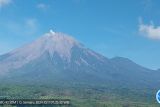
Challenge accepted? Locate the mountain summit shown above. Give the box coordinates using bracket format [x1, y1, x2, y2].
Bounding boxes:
[0, 31, 84, 73]
[11, 30, 81, 61]
[0, 31, 106, 75]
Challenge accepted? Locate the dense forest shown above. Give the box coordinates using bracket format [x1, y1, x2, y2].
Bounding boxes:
[0, 84, 159, 107]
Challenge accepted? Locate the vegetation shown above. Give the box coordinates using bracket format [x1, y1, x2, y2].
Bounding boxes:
[0, 84, 159, 107]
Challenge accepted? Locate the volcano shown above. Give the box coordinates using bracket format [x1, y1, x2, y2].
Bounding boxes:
[0, 30, 159, 89]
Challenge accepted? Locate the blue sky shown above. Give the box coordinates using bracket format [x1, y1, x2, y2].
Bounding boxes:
[0, 0, 160, 69]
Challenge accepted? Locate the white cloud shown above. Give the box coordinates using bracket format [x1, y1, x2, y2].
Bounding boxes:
[0, 0, 11, 8]
[37, 3, 48, 10]
[5, 18, 38, 36]
[139, 19, 160, 40]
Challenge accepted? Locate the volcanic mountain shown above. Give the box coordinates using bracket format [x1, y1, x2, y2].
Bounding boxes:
[0, 30, 159, 89]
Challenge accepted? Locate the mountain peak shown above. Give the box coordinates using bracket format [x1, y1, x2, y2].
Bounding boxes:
[41, 30, 78, 45]
[1, 31, 83, 70]
[37, 31, 81, 59]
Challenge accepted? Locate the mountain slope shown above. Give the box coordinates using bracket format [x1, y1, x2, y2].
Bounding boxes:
[0, 31, 159, 90]
[110, 57, 160, 88]
[0, 31, 114, 85]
